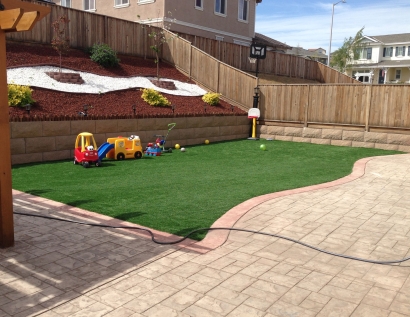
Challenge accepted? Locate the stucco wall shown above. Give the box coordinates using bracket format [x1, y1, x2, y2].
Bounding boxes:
[55, 0, 165, 21]
[10, 116, 249, 165]
[164, 0, 256, 43]
[55, 0, 256, 44]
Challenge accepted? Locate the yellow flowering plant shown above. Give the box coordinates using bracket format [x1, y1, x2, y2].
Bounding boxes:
[8, 84, 35, 107]
[141, 88, 171, 107]
[202, 92, 220, 106]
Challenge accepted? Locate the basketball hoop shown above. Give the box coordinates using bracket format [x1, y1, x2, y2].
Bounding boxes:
[248, 108, 260, 140]
[248, 57, 257, 64]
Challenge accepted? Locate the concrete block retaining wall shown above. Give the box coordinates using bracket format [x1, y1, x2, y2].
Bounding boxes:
[11, 116, 249, 165]
[259, 125, 410, 153]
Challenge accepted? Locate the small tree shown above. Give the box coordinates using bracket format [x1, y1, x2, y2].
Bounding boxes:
[139, 11, 176, 80]
[330, 27, 365, 73]
[51, 15, 70, 73]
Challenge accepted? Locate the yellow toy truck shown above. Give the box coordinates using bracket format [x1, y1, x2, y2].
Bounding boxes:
[98, 135, 143, 160]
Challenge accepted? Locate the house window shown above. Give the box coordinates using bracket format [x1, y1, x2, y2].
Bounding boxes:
[395, 46, 405, 57]
[195, 0, 203, 9]
[115, 0, 129, 7]
[358, 76, 370, 83]
[215, 0, 226, 15]
[408, 46, 410, 56]
[61, 0, 71, 7]
[396, 70, 401, 80]
[359, 48, 372, 60]
[84, 0, 95, 10]
[238, 0, 249, 21]
[383, 47, 393, 57]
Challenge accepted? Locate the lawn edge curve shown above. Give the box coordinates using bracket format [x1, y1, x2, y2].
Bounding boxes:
[12, 155, 392, 254]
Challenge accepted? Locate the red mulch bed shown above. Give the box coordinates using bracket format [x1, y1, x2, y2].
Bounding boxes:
[6, 42, 245, 119]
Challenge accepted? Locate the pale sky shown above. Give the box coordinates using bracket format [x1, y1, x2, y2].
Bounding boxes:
[255, 0, 410, 53]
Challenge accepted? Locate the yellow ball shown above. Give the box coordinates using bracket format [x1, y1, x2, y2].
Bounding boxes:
[205, 140, 210, 144]
[175, 144, 180, 149]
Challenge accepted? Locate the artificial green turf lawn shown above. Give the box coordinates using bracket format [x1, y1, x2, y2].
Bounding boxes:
[12, 139, 401, 240]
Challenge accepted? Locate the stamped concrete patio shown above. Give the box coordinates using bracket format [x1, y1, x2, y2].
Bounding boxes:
[1, 154, 410, 317]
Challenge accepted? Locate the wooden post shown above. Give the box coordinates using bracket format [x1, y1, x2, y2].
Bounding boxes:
[188, 43, 192, 79]
[239, 45, 242, 70]
[0, 0, 50, 248]
[216, 61, 220, 93]
[365, 85, 373, 132]
[0, 30, 14, 248]
[304, 85, 310, 127]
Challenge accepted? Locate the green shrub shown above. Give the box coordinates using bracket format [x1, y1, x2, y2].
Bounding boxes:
[141, 88, 171, 107]
[90, 43, 120, 67]
[202, 92, 221, 106]
[8, 84, 35, 107]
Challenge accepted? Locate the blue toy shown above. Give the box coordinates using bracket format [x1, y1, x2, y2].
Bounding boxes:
[145, 123, 176, 156]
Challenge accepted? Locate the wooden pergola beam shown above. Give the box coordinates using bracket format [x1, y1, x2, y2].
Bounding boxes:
[2, 0, 50, 20]
[15, 11, 39, 32]
[0, 0, 50, 248]
[0, 8, 23, 30]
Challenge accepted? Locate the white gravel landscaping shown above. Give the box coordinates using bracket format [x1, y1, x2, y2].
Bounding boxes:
[7, 66, 207, 96]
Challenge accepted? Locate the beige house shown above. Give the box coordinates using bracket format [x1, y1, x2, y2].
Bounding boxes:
[348, 33, 410, 84]
[54, 0, 262, 45]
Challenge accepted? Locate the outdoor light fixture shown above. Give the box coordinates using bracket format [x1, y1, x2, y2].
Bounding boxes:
[171, 104, 175, 114]
[253, 86, 260, 108]
[204, 104, 207, 113]
[231, 105, 234, 112]
[132, 104, 136, 116]
[83, 104, 88, 116]
[328, 0, 346, 66]
[25, 104, 31, 115]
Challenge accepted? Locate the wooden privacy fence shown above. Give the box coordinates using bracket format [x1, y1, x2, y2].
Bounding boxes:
[7, 3, 368, 113]
[6, 5, 157, 58]
[7, 4, 356, 83]
[259, 84, 410, 131]
[163, 33, 257, 109]
[178, 33, 357, 84]
[6, 4, 258, 110]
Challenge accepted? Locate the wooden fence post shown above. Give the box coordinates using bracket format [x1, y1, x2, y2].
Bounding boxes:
[365, 85, 373, 132]
[104, 16, 108, 44]
[143, 25, 146, 59]
[304, 85, 310, 127]
[189, 43, 192, 79]
[239, 45, 242, 70]
[216, 61, 220, 93]
[275, 52, 278, 76]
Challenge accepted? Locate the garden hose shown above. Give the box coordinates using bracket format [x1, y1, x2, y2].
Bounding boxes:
[14, 211, 410, 265]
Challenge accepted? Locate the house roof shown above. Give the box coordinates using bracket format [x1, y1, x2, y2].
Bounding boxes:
[308, 48, 325, 52]
[287, 46, 327, 59]
[253, 33, 291, 50]
[365, 33, 410, 44]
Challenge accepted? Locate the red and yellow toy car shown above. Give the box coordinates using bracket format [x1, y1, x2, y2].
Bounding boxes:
[74, 132, 101, 168]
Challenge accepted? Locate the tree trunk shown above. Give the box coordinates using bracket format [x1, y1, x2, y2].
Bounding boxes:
[156, 52, 160, 80]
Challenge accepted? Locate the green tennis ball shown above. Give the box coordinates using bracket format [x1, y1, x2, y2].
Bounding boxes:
[260, 144, 267, 151]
